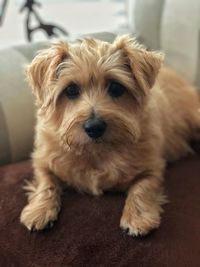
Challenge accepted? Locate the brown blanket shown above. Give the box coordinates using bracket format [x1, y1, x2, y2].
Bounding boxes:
[0, 155, 200, 267]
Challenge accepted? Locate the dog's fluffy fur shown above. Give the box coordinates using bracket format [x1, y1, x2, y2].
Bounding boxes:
[20, 36, 200, 236]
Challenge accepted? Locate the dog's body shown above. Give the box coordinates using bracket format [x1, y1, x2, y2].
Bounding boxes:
[20, 36, 200, 236]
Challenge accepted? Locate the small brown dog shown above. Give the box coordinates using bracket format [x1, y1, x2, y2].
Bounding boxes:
[20, 36, 200, 236]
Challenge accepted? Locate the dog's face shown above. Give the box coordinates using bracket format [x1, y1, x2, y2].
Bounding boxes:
[27, 36, 162, 153]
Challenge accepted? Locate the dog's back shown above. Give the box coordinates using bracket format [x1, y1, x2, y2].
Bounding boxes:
[150, 67, 200, 161]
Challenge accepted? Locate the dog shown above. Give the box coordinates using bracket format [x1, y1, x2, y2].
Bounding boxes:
[20, 35, 200, 236]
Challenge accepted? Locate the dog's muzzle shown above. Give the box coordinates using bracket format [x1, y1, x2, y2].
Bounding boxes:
[84, 117, 107, 139]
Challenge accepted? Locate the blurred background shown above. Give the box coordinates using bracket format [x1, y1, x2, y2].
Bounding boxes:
[0, 0, 129, 48]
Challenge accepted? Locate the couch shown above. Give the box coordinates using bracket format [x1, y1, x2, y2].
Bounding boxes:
[0, 20, 200, 267]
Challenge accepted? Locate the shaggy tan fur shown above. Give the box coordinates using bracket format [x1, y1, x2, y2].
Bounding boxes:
[20, 35, 200, 236]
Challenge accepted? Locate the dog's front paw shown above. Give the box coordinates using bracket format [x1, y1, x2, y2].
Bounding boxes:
[20, 201, 60, 231]
[120, 209, 161, 237]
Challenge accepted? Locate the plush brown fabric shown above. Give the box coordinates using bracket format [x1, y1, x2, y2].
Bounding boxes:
[0, 154, 200, 267]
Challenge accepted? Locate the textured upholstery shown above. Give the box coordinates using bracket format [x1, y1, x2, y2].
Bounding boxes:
[0, 153, 200, 267]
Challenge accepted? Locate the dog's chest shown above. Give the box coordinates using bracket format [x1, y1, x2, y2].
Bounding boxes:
[52, 147, 139, 195]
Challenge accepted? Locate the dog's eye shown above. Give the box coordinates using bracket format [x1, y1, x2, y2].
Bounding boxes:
[108, 81, 126, 98]
[64, 84, 80, 99]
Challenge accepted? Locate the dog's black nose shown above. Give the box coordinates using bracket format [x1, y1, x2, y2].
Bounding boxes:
[84, 118, 107, 139]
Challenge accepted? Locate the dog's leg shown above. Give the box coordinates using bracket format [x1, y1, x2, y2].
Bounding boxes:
[120, 171, 167, 236]
[20, 168, 62, 231]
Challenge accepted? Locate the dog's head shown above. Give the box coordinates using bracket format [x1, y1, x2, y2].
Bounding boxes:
[27, 36, 163, 153]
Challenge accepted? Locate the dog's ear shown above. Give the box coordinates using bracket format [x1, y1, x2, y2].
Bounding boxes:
[26, 42, 68, 104]
[113, 35, 164, 95]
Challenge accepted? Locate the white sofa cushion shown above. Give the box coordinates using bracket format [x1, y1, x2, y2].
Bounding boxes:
[128, 0, 200, 90]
